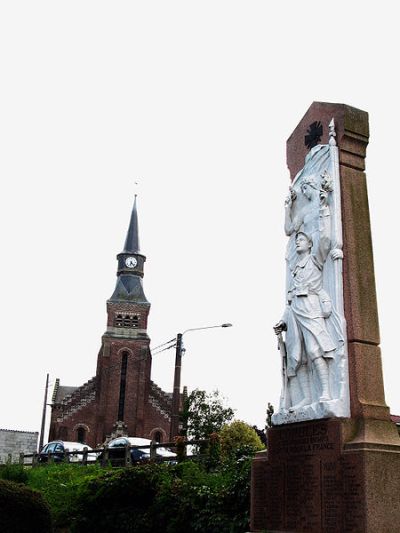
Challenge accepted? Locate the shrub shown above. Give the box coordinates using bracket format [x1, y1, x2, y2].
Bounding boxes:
[155, 458, 253, 533]
[70, 465, 165, 532]
[220, 420, 265, 461]
[0, 479, 52, 533]
[0, 463, 28, 484]
[71, 459, 252, 533]
[27, 462, 107, 528]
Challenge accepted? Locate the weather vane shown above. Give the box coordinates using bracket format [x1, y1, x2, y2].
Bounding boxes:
[134, 179, 140, 197]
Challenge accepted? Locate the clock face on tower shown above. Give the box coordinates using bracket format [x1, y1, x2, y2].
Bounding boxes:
[125, 256, 137, 268]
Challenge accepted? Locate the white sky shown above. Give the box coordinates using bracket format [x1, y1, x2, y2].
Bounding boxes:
[1, 2, 399, 438]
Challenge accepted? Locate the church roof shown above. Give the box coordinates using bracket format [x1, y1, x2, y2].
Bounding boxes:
[108, 195, 149, 304]
[51, 377, 97, 405]
[109, 275, 149, 304]
[53, 385, 79, 404]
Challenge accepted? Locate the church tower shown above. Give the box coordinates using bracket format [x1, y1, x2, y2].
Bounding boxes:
[49, 196, 172, 448]
[94, 196, 152, 444]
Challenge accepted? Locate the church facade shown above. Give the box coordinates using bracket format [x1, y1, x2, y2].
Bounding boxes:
[49, 198, 173, 447]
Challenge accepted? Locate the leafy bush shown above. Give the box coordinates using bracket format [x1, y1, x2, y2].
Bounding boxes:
[70, 459, 252, 533]
[161, 457, 253, 533]
[0, 479, 52, 533]
[27, 463, 108, 528]
[70, 465, 167, 532]
[220, 420, 265, 461]
[0, 463, 29, 484]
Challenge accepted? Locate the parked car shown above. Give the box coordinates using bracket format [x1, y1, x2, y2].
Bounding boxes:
[100, 437, 177, 466]
[38, 440, 97, 463]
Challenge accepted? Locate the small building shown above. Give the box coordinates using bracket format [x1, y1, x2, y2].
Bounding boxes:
[0, 429, 38, 463]
[49, 197, 175, 447]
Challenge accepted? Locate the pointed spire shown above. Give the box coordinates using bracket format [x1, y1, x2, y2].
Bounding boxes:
[123, 195, 140, 253]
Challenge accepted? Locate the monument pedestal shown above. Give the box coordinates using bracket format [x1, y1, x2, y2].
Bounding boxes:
[251, 418, 400, 532]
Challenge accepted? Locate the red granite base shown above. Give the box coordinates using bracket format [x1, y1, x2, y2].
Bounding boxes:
[250, 419, 400, 533]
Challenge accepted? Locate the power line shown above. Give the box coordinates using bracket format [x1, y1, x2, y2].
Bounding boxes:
[151, 343, 176, 356]
[151, 338, 176, 351]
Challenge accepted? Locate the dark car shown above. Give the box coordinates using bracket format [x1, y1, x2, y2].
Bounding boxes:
[38, 440, 97, 463]
[100, 437, 176, 466]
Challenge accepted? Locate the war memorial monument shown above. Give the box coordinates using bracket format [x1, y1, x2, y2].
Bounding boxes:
[250, 102, 400, 532]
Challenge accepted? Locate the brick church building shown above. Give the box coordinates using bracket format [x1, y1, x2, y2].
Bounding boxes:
[49, 197, 174, 447]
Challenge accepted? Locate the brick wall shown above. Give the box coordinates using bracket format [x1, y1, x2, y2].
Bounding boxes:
[144, 384, 172, 441]
[49, 377, 98, 447]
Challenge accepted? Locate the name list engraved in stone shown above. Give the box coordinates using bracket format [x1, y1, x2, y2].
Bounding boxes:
[321, 460, 344, 533]
[260, 421, 345, 532]
[285, 458, 321, 531]
[343, 456, 365, 532]
[264, 464, 284, 530]
[252, 460, 267, 530]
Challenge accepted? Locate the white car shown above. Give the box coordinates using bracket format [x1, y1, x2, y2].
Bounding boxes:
[104, 436, 176, 465]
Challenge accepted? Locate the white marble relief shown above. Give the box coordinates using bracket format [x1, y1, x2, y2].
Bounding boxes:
[272, 119, 350, 425]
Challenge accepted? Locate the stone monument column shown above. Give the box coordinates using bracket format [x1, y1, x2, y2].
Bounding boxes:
[251, 102, 400, 533]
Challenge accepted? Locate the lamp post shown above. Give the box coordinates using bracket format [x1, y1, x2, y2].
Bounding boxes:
[169, 323, 232, 440]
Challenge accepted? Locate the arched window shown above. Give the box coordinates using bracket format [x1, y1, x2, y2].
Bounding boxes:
[150, 428, 166, 443]
[77, 427, 86, 444]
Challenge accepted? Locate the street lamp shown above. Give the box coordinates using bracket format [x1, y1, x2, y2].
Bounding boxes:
[169, 323, 232, 440]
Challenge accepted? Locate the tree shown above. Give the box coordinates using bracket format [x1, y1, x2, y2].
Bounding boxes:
[220, 421, 265, 460]
[181, 389, 235, 439]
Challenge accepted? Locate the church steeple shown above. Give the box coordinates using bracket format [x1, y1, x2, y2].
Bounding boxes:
[108, 196, 149, 304]
[123, 194, 140, 254]
[50, 191, 171, 448]
[99, 194, 152, 442]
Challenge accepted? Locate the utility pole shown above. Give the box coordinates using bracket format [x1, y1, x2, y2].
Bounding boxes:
[170, 333, 183, 440]
[38, 373, 49, 451]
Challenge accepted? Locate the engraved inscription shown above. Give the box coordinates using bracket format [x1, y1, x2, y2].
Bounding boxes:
[260, 421, 346, 532]
[251, 460, 267, 529]
[343, 457, 365, 532]
[264, 464, 284, 530]
[269, 420, 340, 459]
[253, 421, 356, 532]
[285, 458, 320, 531]
[322, 460, 343, 532]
